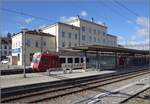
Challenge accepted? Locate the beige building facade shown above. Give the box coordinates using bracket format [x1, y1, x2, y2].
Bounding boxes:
[11, 30, 56, 66]
[42, 22, 80, 51]
[0, 37, 12, 60]
[41, 17, 117, 52]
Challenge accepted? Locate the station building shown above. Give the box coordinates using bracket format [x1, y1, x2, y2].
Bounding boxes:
[11, 17, 118, 66]
[41, 16, 117, 51]
[11, 29, 56, 66]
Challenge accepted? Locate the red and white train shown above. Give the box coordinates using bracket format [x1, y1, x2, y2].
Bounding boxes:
[31, 51, 150, 72]
[31, 52, 85, 72]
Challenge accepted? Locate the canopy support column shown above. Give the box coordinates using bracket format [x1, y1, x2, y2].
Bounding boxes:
[115, 52, 118, 69]
[83, 50, 87, 71]
[96, 51, 100, 71]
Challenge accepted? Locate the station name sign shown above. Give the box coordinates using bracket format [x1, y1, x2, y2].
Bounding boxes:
[12, 48, 21, 53]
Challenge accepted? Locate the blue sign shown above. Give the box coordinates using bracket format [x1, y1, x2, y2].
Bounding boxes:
[12, 48, 21, 53]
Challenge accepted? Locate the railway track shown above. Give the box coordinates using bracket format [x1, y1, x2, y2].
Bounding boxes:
[119, 86, 150, 104]
[1, 68, 150, 103]
[1, 68, 39, 75]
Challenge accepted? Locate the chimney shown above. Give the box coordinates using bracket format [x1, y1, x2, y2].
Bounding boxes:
[38, 29, 42, 32]
[91, 17, 94, 22]
[76, 15, 80, 19]
[33, 29, 37, 32]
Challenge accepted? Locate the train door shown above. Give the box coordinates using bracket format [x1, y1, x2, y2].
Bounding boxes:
[41, 55, 49, 70]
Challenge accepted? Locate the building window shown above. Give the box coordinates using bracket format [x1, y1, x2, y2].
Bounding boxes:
[62, 42, 65, 47]
[62, 31, 65, 38]
[26, 39, 31, 47]
[93, 29, 96, 34]
[68, 42, 71, 47]
[18, 41, 20, 47]
[82, 26, 85, 32]
[89, 28, 91, 33]
[9, 51, 11, 54]
[4, 45, 7, 49]
[75, 34, 78, 40]
[82, 35, 86, 41]
[89, 36, 91, 41]
[103, 31, 106, 35]
[94, 37, 96, 42]
[43, 41, 46, 46]
[35, 41, 39, 47]
[68, 33, 71, 38]
[9, 46, 11, 49]
[98, 30, 101, 35]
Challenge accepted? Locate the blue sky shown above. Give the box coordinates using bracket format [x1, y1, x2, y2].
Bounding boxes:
[0, 0, 149, 45]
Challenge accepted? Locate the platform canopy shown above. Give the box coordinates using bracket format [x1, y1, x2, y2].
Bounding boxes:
[72, 45, 149, 55]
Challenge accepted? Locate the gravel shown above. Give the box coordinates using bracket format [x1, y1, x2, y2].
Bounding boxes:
[39, 73, 150, 104]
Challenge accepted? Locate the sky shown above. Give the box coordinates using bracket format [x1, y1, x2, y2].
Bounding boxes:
[0, 0, 149, 45]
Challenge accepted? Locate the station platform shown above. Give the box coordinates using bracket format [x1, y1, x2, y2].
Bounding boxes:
[1, 65, 149, 89]
[1, 69, 116, 88]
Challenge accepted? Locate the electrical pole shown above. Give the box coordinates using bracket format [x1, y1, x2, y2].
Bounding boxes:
[23, 30, 26, 78]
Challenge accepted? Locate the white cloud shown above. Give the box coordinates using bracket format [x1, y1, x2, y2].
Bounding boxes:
[80, 10, 87, 17]
[38, 24, 46, 29]
[97, 21, 103, 25]
[135, 16, 149, 37]
[59, 10, 88, 22]
[136, 16, 149, 27]
[118, 35, 126, 45]
[25, 18, 34, 24]
[126, 16, 149, 47]
[60, 16, 76, 22]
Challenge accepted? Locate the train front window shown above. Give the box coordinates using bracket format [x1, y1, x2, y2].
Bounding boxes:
[41, 57, 49, 63]
[32, 57, 40, 63]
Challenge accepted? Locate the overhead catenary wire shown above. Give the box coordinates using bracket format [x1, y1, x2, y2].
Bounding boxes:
[99, 0, 149, 48]
[0, 8, 54, 22]
[113, 0, 140, 17]
[98, 0, 139, 25]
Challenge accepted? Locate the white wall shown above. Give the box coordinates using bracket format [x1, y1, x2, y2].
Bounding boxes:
[12, 32, 56, 66]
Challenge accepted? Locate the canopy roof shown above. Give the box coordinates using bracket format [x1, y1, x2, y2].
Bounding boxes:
[72, 45, 149, 55]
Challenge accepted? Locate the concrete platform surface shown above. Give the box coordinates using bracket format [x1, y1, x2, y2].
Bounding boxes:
[0, 69, 116, 88]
